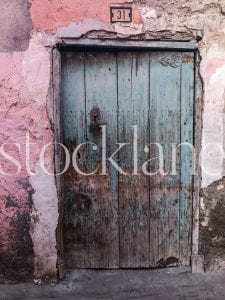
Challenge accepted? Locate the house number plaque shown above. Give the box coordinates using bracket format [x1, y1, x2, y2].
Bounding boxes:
[110, 7, 132, 23]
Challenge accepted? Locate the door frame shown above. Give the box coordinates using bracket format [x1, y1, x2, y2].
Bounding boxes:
[51, 39, 202, 278]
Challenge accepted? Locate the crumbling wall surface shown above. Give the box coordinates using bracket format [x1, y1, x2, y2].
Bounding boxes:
[30, 0, 225, 39]
[136, 0, 225, 39]
[0, 9, 34, 280]
[0, 0, 32, 51]
[0, 0, 225, 283]
[199, 33, 225, 270]
[0, 1, 58, 283]
[200, 178, 225, 270]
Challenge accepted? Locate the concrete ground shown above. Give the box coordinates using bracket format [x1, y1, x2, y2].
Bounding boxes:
[1, 267, 225, 300]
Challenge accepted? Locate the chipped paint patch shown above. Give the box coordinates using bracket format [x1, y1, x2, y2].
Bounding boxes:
[22, 33, 50, 105]
[29, 168, 59, 282]
[57, 19, 113, 38]
[200, 35, 225, 188]
[114, 22, 143, 35]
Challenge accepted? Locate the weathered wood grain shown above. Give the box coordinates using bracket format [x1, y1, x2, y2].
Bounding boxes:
[117, 51, 150, 268]
[60, 40, 197, 50]
[61, 49, 195, 269]
[149, 52, 181, 267]
[180, 52, 194, 265]
[52, 48, 65, 279]
[84, 51, 119, 268]
[62, 51, 89, 268]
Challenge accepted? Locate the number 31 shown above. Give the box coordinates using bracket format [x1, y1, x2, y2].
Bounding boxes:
[117, 10, 126, 20]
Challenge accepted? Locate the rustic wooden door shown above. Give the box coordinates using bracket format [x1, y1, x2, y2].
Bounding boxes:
[61, 49, 194, 269]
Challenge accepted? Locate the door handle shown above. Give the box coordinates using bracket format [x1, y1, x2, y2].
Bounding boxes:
[89, 106, 102, 135]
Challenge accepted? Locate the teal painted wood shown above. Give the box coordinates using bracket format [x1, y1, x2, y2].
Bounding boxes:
[62, 51, 120, 268]
[149, 52, 181, 267]
[84, 51, 119, 268]
[61, 52, 86, 144]
[61, 52, 90, 268]
[117, 51, 150, 267]
[61, 49, 195, 269]
[179, 52, 194, 265]
[60, 39, 197, 50]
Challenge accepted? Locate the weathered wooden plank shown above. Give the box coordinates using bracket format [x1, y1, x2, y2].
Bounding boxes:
[117, 51, 150, 268]
[60, 40, 197, 50]
[192, 51, 201, 258]
[61, 52, 86, 144]
[52, 48, 65, 278]
[61, 51, 90, 268]
[61, 49, 195, 270]
[84, 51, 119, 268]
[180, 52, 194, 265]
[149, 52, 181, 267]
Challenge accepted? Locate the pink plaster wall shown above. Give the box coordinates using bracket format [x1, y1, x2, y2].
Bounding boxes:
[0, 49, 54, 281]
[31, 0, 142, 32]
[0, 52, 34, 281]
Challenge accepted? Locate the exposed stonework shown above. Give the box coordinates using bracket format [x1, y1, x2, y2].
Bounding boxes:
[136, 0, 225, 36]
[200, 177, 225, 270]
